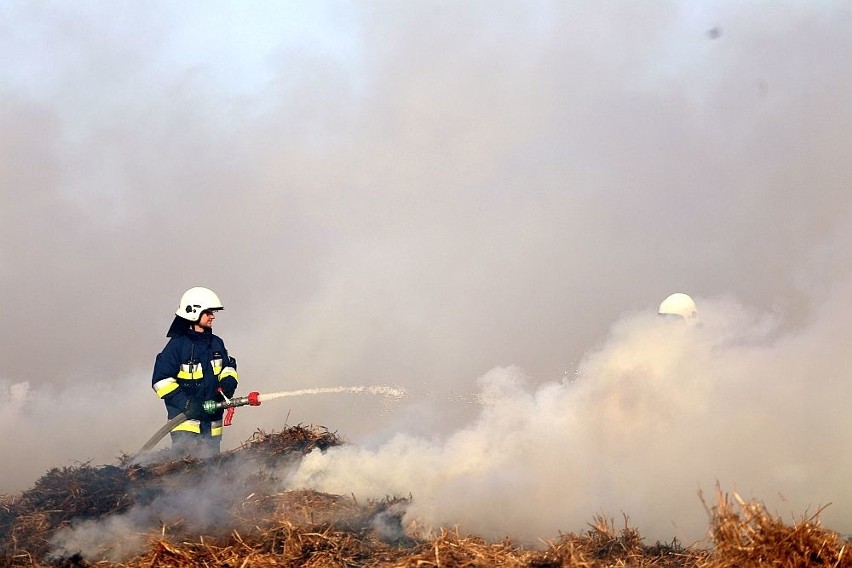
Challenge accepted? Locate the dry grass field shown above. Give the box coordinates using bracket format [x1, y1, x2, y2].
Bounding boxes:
[1, 426, 848, 567]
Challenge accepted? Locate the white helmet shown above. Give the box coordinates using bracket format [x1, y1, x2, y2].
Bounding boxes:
[658, 292, 698, 323]
[175, 287, 224, 322]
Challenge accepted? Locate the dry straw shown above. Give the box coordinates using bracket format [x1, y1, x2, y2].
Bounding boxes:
[2, 426, 849, 567]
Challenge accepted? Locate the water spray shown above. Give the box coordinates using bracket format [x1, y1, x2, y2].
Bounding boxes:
[257, 385, 406, 402]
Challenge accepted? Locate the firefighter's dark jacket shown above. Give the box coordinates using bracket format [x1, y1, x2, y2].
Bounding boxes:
[152, 326, 238, 421]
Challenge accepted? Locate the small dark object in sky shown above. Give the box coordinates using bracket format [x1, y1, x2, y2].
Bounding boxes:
[707, 26, 722, 39]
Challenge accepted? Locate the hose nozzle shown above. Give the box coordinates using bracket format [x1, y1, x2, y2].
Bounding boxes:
[202, 391, 262, 414]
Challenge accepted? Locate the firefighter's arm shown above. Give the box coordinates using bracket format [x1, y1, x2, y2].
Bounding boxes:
[218, 355, 238, 399]
[151, 342, 190, 411]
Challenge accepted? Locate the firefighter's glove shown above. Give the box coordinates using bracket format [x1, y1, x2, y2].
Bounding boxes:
[183, 397, 205, 420]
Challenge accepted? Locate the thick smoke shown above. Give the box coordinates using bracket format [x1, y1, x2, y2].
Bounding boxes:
[289, 287, 852, 543]
[2, 0, 852, 549]
[49, 458, 281, 562]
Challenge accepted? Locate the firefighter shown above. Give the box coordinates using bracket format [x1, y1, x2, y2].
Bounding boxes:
[658, 292, 699, 325]
[151, 287, 238, 457]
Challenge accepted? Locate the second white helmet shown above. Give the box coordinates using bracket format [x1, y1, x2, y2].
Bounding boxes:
[175, 287, 224, 322]
[658, 292, 698, 323]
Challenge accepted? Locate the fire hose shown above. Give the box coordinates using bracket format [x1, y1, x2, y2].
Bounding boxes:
[137, 391, 261, 455]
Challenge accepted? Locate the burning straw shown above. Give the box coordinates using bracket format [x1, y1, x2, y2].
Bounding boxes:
[2, 426, 851, 567]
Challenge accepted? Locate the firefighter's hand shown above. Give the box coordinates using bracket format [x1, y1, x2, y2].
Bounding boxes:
[183, 397, 205, 420]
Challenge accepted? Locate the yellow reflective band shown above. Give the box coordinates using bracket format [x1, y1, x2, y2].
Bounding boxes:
[219, 367, 238, 382]
[171, 419, 201, 434]
[177, 363, 204, 380]
[211, 358, 223, 375]
[211, 420, 223, 437]
[153, 378, 179, 398]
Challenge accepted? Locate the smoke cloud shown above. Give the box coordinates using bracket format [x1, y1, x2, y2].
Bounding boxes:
[49, 458, 281, 561]
[290, 288, 852, 543]
[2, 0, 852, 549]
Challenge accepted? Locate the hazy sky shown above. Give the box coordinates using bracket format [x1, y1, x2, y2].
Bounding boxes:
[3, 0, 852, 549]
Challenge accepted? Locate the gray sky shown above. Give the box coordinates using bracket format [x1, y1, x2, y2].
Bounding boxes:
[3, 0, 852, 547]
